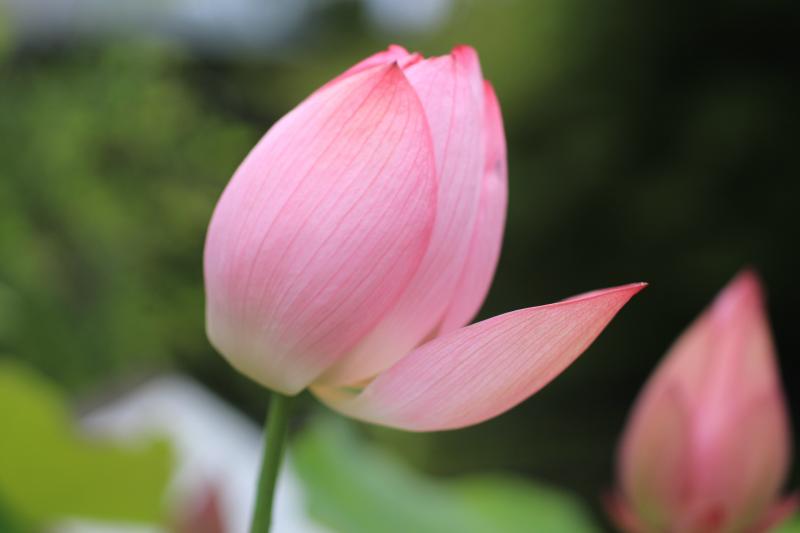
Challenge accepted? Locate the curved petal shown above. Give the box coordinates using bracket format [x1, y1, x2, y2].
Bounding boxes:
[320, 45, 487, 386]
[313, 283, 645, 431]
[618, 383, 693, 531]
[204, 64, 437, 394]
[439, 80, 508, 332]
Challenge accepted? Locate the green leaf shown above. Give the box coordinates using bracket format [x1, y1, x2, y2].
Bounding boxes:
[292, 417, 599, 533]
[0, 359, 173, 527]
[454, 476, 602, 533]
[0, 495, 29, 533]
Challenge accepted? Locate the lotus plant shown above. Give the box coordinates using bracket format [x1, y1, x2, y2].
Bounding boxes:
[203, 44, 644, 531]
[609, 271, 795, 533]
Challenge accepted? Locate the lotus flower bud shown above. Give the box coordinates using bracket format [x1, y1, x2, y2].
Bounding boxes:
[610, 271, 795, 532]
[204, 44, 644, 430]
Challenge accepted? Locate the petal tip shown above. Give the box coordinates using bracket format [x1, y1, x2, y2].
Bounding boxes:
[450, 44, 483, 79]
[712, 268, 766, 322]
[728, 267, 765, 299]
[386, 44, 410, 55]
[608, 281, 649, 300]
[563, 281, 647, 305]
[451, 44, 479, 61]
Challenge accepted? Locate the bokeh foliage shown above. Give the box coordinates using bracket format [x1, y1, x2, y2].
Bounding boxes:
[1, 0, 798, 529]
[294, 417, 599, 533]
[0, 43, 254, 388]
[0, 360, 172, 527]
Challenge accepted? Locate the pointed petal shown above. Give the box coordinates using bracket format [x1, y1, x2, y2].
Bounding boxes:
[343, 44, 421, 76]
[314, 283, 645, 430]
[320, 45, 487, 385]
[323, 45, 423, 91]
[439, 80, 508, 332]
[205, 64, 437, 394]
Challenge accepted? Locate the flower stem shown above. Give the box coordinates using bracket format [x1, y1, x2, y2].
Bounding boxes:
[250, 391, 293, 533]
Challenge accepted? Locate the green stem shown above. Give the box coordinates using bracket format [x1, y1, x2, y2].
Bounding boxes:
[250, 391, 293, 533]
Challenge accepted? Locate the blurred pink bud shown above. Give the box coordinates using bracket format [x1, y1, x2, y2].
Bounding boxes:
[610, 271, 795, 533]
[204, 44, 644, 430]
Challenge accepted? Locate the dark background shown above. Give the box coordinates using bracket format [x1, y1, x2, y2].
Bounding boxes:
[1, 0, 798, 528]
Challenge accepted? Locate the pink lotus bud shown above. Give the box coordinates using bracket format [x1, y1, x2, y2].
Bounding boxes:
[204, 44, 644, 430]
[610, 271, 795, 532]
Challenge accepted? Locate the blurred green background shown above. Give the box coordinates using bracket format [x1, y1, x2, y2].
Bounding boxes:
[1, 0, 798, 530]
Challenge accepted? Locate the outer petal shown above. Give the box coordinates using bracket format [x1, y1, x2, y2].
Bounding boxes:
[618, 382, 694, 531]
[313, 283, 645, 431]
[204, 64, 437, 394]
[320, 45, 487, 385]
[439, 80, 508, 332]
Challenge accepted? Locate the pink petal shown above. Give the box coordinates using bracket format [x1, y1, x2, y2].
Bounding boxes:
[439, 80, 508, 333]
[618, 382, 693, 531]
[204, 64, 437, 394]
[313, 283, 645, 431]
[320, 45, 487, 386]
